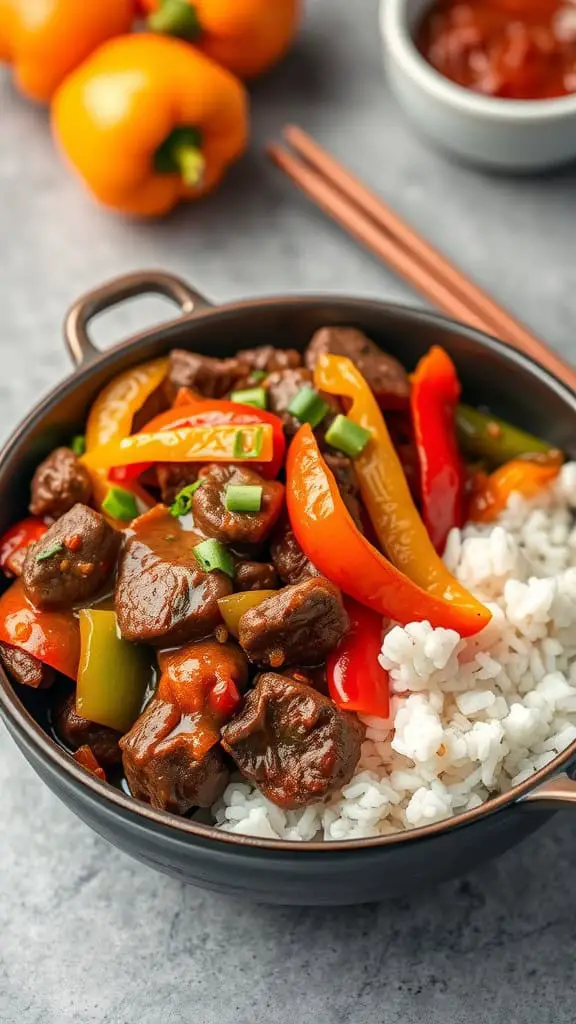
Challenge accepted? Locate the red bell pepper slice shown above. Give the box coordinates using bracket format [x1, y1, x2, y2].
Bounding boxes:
[73, 745, 107, 781]
[0, 517, 48, 578]
[327, 597, 390, 718]
[411, 346, 466, 553]
[0, 579, 80, 679]
[112, 398, 286, 482]
[286, 425, 491, 637]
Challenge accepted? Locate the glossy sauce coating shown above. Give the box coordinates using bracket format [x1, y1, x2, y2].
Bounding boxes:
[417, 1, 576, 100]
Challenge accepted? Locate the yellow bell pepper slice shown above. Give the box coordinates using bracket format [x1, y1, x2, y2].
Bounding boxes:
[82, 423, 274, 472]
[217, 590, 277, 637]
[314, 353, 473, 600]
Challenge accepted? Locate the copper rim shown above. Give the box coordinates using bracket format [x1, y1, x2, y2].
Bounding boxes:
[1, 292, 576, 853]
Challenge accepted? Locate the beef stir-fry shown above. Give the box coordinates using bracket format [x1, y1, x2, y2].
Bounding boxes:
[0, 328, 562, 822]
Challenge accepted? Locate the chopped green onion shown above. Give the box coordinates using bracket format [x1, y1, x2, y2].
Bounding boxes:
[230, 386, 267, 410]
[36, 542, 64, 563]
[102, 486, 138, 522]
[170, 480, 203, 517]
[225, 484, 263, 513]
[193, 539, 234, 577]
[288, 386, 330, 429]
[325, 415, 372, 459]
[250, 370, 268, 383]
[71, 435, 86, 456]
[233, 426, 264, 460]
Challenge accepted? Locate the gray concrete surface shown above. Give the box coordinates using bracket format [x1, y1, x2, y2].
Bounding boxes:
[1, 1, 576, 1021]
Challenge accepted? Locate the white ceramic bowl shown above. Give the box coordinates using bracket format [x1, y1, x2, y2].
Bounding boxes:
[380, 0, 576, 172]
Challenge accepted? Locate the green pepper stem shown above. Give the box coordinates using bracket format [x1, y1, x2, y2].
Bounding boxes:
[148, 0, 201, 39]
[172, 143, 206, 188]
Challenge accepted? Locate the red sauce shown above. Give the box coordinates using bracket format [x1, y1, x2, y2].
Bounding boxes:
[417, 1, 576, 99]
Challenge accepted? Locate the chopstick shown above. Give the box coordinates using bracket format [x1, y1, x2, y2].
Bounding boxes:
[268, 126, 576, 390]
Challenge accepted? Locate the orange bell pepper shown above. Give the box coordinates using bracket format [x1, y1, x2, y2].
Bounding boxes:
[0, 579, 80, 679]
[286, 425, 490, 637]
[85, 358, 166, 522]
[82, 423, 274, 471]
[143, 0, 300, 79]
[51, 33, 248, 217]
[468, 453, 563, 523]
[0, 0, 134, 103]
[314, 353, 475, 602]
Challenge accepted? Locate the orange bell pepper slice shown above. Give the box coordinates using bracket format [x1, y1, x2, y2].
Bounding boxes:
[85, 357, 167, 522]
[0, 580, 80, 679]
[286, 425, 491, 637]
[468, 454, 563, 523]
[314, 353, 470, 600]
[82, 423, 273, 471]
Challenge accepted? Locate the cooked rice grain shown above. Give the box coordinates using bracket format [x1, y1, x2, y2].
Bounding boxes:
[211, 463, 576, 841]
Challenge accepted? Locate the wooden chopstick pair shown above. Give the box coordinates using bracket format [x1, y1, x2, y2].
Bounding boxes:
[268, 125, 576, 391]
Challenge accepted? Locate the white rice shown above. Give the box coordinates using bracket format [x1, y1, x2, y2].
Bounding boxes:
[211, 462, 576, 842]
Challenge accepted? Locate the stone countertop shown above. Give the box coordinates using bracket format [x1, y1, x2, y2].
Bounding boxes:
[1, 2, 576, 1021]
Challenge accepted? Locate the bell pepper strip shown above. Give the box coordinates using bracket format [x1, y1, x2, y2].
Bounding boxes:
[217, 590, 277, 637]
[0, 0, 134, 104]
[456, 404, 556, 468]
[76, 609, 154, 734]
[82, 423, 274, 472]
[138, 397, 286, 479]
[286, 426, 491, 637]
[314, 354, 471, 599]
[143, 0, 300, 80]
[86, 357, 167, 517]
[0, 518, 49, 578]
[86, 358, 169, 451]
[0, 580, 80, 679]
[411, 346, 466, 554]
[52, 34, 248, 217]
[327, 598, 390, 719]
[468, 453, 563, 524]
[73, 745, 107, 782]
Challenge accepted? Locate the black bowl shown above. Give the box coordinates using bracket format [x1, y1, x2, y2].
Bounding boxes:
[2, 270, 576, 905]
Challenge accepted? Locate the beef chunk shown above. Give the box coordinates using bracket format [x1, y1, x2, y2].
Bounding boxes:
[53, 693, 122, 766]
[305, 327, 410, 409]
[167, 349, 244, 400]
[265, 367, 338, 438]
[193, 465, 284, 548]
[238, 576, 348, 669]
[29, 447, 92, 519]
[120, 698, 229, 814]
[234, 560, 279, 592]
[22, 504, 120, 610]
[131, 386, 169, 433]
[221, 673, 363, 809]
[270, 514, 318, 585]
[324, 452, 363, 529]
[237, 345, 301, 374]
[157, 462, 200, 505]
[0, 641, 54, 689]
[115, 505, 232, 646]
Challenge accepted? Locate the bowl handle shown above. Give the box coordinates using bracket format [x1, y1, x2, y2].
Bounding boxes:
[64, 270, 212, 368]
[519, 772, 576, 810]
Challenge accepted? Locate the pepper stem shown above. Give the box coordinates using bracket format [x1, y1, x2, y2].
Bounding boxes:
[154, 127, 205, 189]
[172, 143, 206, 188]
[148, 0, 201, 39]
